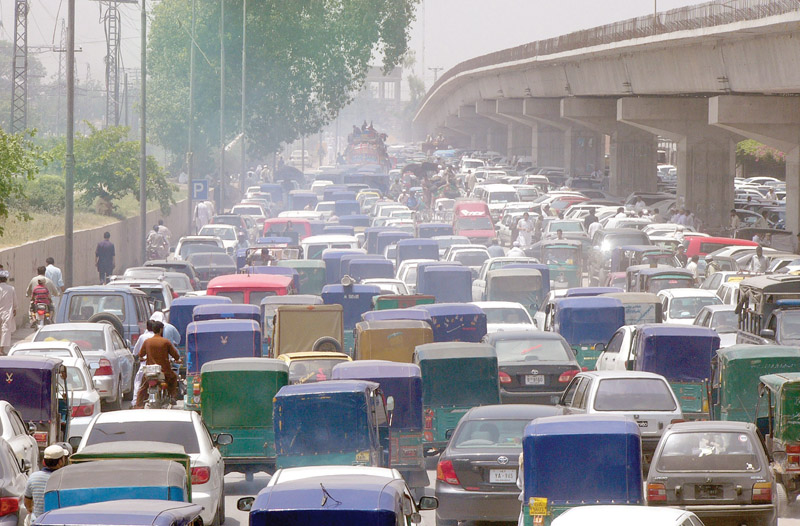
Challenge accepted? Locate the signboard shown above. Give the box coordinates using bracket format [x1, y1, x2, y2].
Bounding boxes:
[192, 179, 209, 201]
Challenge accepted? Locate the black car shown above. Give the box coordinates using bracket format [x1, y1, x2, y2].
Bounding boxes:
[435, 404, 560, 526]
[144, 259, 201, 290]
[484, 330, 580, 405]
[185, 252, 237, 288]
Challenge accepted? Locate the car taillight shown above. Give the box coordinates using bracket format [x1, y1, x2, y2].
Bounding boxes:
[33, 432, 48, 445]
[752, 482, 772, 503]
[191, 466, 211, 485]
[0, 497, 19, 517]
[436, 460, 461, 485]
[647, 483, 667, 502]
[71, 405, 94, 417]
[670, 419, 685, 424]
[94, 358, 113, 376]
[499, 371, 512, 384]
[558, 369, 580, 383]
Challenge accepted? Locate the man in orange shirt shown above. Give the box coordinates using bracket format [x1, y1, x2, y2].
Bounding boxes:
[136, 321, 182, 407]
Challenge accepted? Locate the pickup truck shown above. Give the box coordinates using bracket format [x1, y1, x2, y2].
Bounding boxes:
[736, 306, 800, 346]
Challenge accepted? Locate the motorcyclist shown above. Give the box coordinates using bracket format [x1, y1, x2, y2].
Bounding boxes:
[146, 225, 169, 259]
[135, 320, 182, 407]
[29, 278, 53, 326]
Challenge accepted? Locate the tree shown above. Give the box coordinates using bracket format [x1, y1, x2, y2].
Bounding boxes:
[736, 139, 786, 179]
[0, 129, 50, 236]
[148, 0, 419, 163]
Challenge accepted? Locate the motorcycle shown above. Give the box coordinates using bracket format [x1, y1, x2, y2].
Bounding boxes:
[142, 364, 171, 409]
[30, 302, 52, 329]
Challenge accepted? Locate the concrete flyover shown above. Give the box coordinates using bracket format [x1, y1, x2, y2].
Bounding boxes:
[413, 0, 800, 231]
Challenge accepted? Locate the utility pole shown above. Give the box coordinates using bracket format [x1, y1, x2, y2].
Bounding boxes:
[140, 0, 147, 263]
[65, 0, 76, 287]
[301, 135, 305, 173]
[240, 0, 247, 199]
[188, 0, 196, 235]
[428, 67, 443, 84]
[11, 0, 28, 134]
[219, 0, 226, 213]
[56, 19, 66, 135]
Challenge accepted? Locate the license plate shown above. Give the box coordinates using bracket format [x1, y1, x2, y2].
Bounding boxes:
[697, 484, 722, 499]
[637, 420, 648, 428]
[525, 375, 545, 386]
[490, 469, 516, 483]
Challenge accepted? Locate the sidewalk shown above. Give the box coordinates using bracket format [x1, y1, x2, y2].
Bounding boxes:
[11, 326, 36, 346]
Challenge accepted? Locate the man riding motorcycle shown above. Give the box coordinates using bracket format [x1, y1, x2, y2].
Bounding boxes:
[29, 278, 53, 326]
[135, 320, 182, 407]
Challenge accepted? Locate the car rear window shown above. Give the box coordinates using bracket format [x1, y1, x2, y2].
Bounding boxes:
[700, 242, 734, 254]
[658, 431, 760, 472]
[35, 330, 105, 352]
[187, 253, 235, 266]
[493, 339, 571, 363]
[452, 419, 528, 448]
[66, 294, 125, 322]
[594, 378, 677, 411]
[668, 297, 721, 319]
[214, 291, 244, 304]
[85, 421, 200, 454]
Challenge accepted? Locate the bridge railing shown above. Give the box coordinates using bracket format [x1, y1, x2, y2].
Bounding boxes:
[427, 0, 800, 96]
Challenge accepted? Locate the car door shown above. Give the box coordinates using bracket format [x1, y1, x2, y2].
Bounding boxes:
[563, 377, 591, 415]
[557, 376, 583, 414]
[9, 406, 37, 468]
[597, 330, 624, 371]
[111, 330, 134, 389]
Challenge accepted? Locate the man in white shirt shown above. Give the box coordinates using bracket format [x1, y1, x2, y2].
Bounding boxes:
[748, 246, 769, 273]
[507, 241, 526, 257]
[614, 207, 626, 219]
[516, 213, 534, 247]
[588, 220, 602, 239]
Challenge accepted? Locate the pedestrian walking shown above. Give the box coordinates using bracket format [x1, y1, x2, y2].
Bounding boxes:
[95, 231, 115, 284]
[516, 212, 534, 247]
[487, 238, 505, 258]
[194, 201, 210, 234]
[45, 257, 65, 313]
[0, 270, 16, 356]
[24, 444, 70, 522]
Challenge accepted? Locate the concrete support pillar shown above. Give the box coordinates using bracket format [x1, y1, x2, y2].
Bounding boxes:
[497, 98, 540, 164]
[710, 95, 800, 237]
[619, 97, 740, 230]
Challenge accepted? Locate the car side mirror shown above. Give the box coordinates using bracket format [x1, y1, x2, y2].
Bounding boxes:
[237, 497, 255, 512]
[595, 342, 606, 353]
[20, 459, 31, 474]
[760, 329, 775, 339]
[774, 450, 787, 464]
[418, 496, 439, 511]
[68, 436, 82, 450]
[445, 428, 454, 441]
[386, 395, 395, 413]
[27, 422, 36, 435]
[624, 359, 634, 371]
[214, 433, 234, 446]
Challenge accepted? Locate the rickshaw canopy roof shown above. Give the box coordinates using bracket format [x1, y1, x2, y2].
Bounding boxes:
[46, 459, 186, 491]
[486, 268, 541, 280]
[565, 287, 624, 297]
[261, 294, 323, 306]
[187, 319, 260, 334]
[637, 267, 693, 278]
[0, 355, 62, 370]
[717, 344, 800, 363]
[356, 320, 432, 331]
[207, 274, 294, 289]
[540, 239, 583, 248]
[72, 441, 188, 460]
[740, 274, 800, 293]
[35, 500, 204, 526]
[556, 297, 624, 311]
[600, 292, 661, 304]
[363, 308, 432, 322]
[192, 304, 260, 321]
[201, 357, 288, 374]
[414, 342, 496, 361]
[760, 372, 800, 393]
[417, 303, 484, 317]
[332, 360, 421, 379]
[524, 413, 640, 437]
[275, 379, 379, 398]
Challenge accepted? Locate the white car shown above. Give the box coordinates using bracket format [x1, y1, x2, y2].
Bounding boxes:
[532, 289, 568, 330]
[302, 235, 360, 260]
[173, 236, 225, 261]
[657, 288, 722, 325]
[76, 409, 226, 526]
[446, 247, 491, 278]
[361, 278, 409, 295]
[0, 400, 38, 472]
[715, 281, 741, 306]
[395, 259, 435, 294]
[552, 505, 703, 526]
[8, 341, 86, 361]
[595, 325, 638, 371]
[198, 224, 239, 253]
[61, 357, 102, 439]
[472, 301, 536, 333]
[693, 304, 738, 348]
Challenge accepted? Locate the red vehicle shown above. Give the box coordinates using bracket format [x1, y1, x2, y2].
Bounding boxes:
[262, 218, 312, 242]
[681, 236, 758, 257]
[550, 195, 590, 211]
[206, 274, 295, 305]
[452, 200, 496, 245]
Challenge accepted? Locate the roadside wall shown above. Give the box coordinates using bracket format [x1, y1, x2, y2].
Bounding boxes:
[0, 199, 193, 325]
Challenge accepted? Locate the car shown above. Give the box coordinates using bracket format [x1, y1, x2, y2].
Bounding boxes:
[105, 278, 176, 315]
[0, 401, 38, 473]
[55, 286, 152, 346]
[162, 271, 195, 296]
[434, 404, 561, 526]
[198, 224, 239, 253]
[186, 252, 237, 288]
[484, 331, 580, 404]
[715, 281, 741, 306]
[431, 235, 471, 257]
[693, 304, 738, 347]
[76, 409, 226, 526]
[541, 219, 585, 239]
[120, 267, 166, 281]
[647, 421, 775, 525]
[471, 301, 535, 333]
[211, 214, 257, 241]
[0, 437, 29, 526]
[595, 325, 638, 371]
[557, 371, 683, 465]
[699, 271, 749, 290]
[552, 506, 704, 526]
[588, 228, 652, 286]
[173, 236, 225, 261]
[230, 204, 269, 226]
[395, 258, 436, 294]
[60, 357, 101, 440]
[7, 341, 85, 361]
[144, 260, 201, 290]
[33, 323, 135, 409]
[360, 278, 409, 295]
[532, 289, 567, 330]
[658, 289, 722, 325]
[446, 247, 491, 278]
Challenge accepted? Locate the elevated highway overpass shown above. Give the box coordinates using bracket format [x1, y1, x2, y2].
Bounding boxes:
[413, 0, 800, 232]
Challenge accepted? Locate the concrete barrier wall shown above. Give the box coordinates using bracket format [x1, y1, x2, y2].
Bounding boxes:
[0, 199, 194, 325]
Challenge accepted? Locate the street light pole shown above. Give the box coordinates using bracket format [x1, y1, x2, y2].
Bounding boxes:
[187, 0, 195, 235]
[240, 0, 246, 197]
[139, 0, 147, 263]
[218, 0, 225, 213]
[64, 0, 75, 287]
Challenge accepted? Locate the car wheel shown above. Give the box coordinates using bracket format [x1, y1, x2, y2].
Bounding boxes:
[106, 378, 122, 410]
[435, 514, 457, 526]
[123, 365, 135, 401]
[777, 483, 789, 519]
[218, 480, 226, 525]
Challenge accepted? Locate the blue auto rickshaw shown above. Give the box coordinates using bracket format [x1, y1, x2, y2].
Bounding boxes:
[323, 185, 348, 201]
[321, 249, 366, 285]
[377, 231, 413, 256]
[331, 360, 429, 494]
[308, 220, 325, 236]
[35, 500, 204, 526]
[185, 319, 261, 409]
[339, 215, 370, 232]
[273, 380, 390, 468]
[240, 265, 301, 291]
[631, 324, 720, 419]
[564, 287, 624, 298]
[329, 191, 357, 203]
[339, 253, 386, 280]
[414, 261, 455, 293]
[321, 283, 381, 355]
[417, 266, 472, 303]
[396, 239, 440, 267]
[260, 183, 284, 206]
[553, 297, 625, 369]
[322, 224, 355, 236]
[363, 307, 432, 324]
[417, 223, 453, 238]
[348, 258, 395, 281]
[192, 303, 260, 323]
[0, 356, 70, 450]
[417, 303, 488, 343]
[287, 190, 317, 211]
[169, 296, 233, 348]
[334, 200, 361, 217]
[365, 227, 391, 254]
[523, 414, 642, 526]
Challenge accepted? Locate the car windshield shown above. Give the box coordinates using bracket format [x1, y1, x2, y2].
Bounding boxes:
[778, 315, 800, 342]
[669, 297, 721, 319]
[214, 292, 244, 303]
[484, 308, 530, 325]
[456, 216, 494, 230]
[550, 222, 583, 232]
[488, 192, 519, 204]
[594, 378, 677, 411]
[179, 241, 220, 258]
[65, 366, 87, 391]
[85, 421, 200, 454]
[710, 310, 738, 333]
[164, 274, 192, 292]
[454, 251, 489, 267]
[249, 291, 277, 305]
[65, 294, 125, 322]
[199, 226, 236, 240]
[276, 393, 370, 455]
[493, 339, 570, 363]
[35, 330, 105, 352]
[187, 253, 235, 266]
[233, 207, 262, 216]
[288, 359, 347, 384]
[452, 419, 528, 449]
[213, 217, 241, 227]
[658, 432, 760, 472]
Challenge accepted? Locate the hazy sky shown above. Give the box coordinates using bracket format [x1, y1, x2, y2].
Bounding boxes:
[0, 0, 703, 87]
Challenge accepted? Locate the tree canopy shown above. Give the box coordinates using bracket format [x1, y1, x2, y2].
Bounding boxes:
[148, 0, 419, 165]
[0, 129, 50, 236]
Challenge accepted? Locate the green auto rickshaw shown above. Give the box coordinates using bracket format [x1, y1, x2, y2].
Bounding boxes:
[276, 260, 326, 295]
[373, 294, 435, 310]
[711, 345, 800, 422]
[756, 373, 800, 508]
[539, 239, 583, 289]
[200, 357, 288, 479]
[413, 342, 500, 455]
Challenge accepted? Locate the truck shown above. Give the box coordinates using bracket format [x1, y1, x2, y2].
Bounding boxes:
[736, 275, 800, 345]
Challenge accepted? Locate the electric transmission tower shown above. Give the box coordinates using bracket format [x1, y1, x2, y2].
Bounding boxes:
[11, 0, 28, 134]
[92, 0, 136, 127]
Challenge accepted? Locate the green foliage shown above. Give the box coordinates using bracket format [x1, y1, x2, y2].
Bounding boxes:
[24, 174, 66, 213]
[0, 129, 51, 236]
[148, 0, 419, 161]
[736, 140, 785, 177]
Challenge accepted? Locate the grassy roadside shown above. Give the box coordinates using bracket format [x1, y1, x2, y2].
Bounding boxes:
[0, 186, 188, 249]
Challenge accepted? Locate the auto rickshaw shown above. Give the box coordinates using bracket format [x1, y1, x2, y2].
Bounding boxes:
[200, 357, 288, 478]
[344, 258, 394, 282]
[321, 249, 366, 284]
[502, 263, 551, 298]
[191, 303, 260, 322]
[331, 361, 430, 494]
[373, 294, 435, 310]
[485, 268, 544, 317]
[756, 373, 800, 508]
[537, 239, 583, 289]
[35, 500, 204, 526]
[0, 356, 70, 450]
[563, 286, 623, 298]
[338, 214, 370, 234]
[417, 303, 487, 343]
[625, 264, 672, 292]
[417, 223, 453, 239]
[415, 261, 459, 293]
[600, 292, 663, 324]
[610, 245, 678, 274]
[365, 227, 393, 254]
[396, 239, 440, 267]
[354, 320, 434, 362]
[376, 231, 413, 256]
[260, 295, 324, 355]
[630, 325, 720, 419]
[276, 260, 326, 295]
[637, 267, 695, 294]
[185, 319, 261, 410]
[206, 274, 295, 305]
[523, 414, 642, 526]
[321, 283, 381, 355]
[363, 307, 432, 324]
[169, 296, 232, 349]
[277, 351, 352, 384]
[273, 380, 391, 468]
[413, 343, 500, 455]
[239, 266, 301, 292]
[711, 345, 800, 421]
[271, 304, 344, 357]
[417, 265, 472, 303]
[552, 297, 625, 369]
[287, 190, 317, 211]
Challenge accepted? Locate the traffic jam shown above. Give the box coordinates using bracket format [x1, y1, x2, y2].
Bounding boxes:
[1, 142, 797, 526]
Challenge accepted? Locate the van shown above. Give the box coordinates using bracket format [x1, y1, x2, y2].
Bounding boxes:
[56, 286, 152, 345]
[472, 184, 520, 221]
[452, 200, 495, 245]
